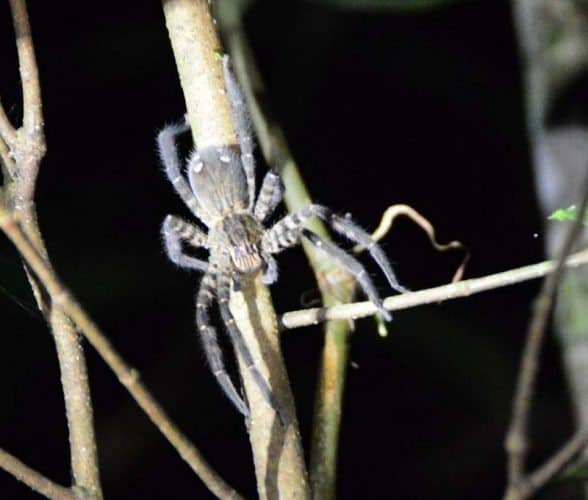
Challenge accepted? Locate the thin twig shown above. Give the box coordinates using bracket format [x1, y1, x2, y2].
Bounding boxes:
[0, 135, 15, 179]
[0, 208, 242, 500]
[504, 173, 588, 498]
[0, 446, 74, 500]
[0, 100, 16, 149]
[218, 4, 357, 497]
[279, 247, 588, 330]
[2, 1, 102, 497]
[514, 431, 588, 500]
[162, 1, 309, 497]
[8, 0, 44, 208]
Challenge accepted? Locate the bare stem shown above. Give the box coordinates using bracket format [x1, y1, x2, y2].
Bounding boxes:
[0, 208, 242, 499]
[0, 135, 15, 179]
[217, 5, 357, 497]
[280, 248, 588, 330]
[8, 0, 44, 208]
[0, 100, 16, 150]
[509, 431, 588, 500]
[161, 1, 309, 497]
[162, 0, 236, 147]
[504, 175, 588, 497]
[2, 1, 102, 497]
[0, 447, 74, 500]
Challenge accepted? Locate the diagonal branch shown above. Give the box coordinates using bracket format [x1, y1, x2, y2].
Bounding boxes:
[517, 431, 588, 500]
[0, 205, 243, 500]
[0, 100, 16, 150]
[504, 172, 588, 499]
[0, 447, 74, 500]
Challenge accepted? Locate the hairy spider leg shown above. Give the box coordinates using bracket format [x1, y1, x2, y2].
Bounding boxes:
[316, 206, 409, 294]
[216, 272, 286, 426]
[254, 170, 284, 222]
[270, 204, 406, 294]
[196, 273, 250, 417]
[157, 122, 208, 224]
[222, 55, 256, 211]
[262, 205, 405, 320]
[261, 252, 279, 285]
[307, 229, 391, 320]
[162, 215, 209, 272]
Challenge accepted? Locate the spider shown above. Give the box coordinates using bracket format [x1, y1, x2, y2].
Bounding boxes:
[158, 57, 406, 424]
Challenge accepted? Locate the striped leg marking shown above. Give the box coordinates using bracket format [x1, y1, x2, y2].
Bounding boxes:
[162, 215, 208, 271]
[254, 170, 283, 223]
[217, 273, 286, 426]
[157, 120, 207, 222]
[196, 273, 249, 417]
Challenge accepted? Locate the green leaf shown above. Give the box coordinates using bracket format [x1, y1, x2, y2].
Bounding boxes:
[548, 206, 588, 226]
[562, 459, 588, 482]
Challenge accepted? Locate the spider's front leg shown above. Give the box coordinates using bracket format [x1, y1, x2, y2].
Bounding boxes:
[162, 215, 209, 271]
[264, 223, 391, 320]
[196, 273, 250, 417]
[263, 204, 406, 320]
[157, 121, 207, 222]
[254, 170, 283, 223]
[216, 272, 286, 425]
[223, 55, 256, 210]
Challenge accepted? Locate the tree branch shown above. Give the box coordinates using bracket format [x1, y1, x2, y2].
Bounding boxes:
[217, 4, 357, 497]
[504, 173, 588, 499]
[2, 1, 102, 497]
[514, 431, 588, 500]
[161, 1, 309, 497]
[0, 447, 74, 500]
[0, 205, 243, 500]
[0, 100, 16, 150]
[512, 4, 588, 499]
[279, 247, 588, 330]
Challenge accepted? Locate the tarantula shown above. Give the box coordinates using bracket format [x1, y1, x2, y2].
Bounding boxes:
[158, 57, 405, 424]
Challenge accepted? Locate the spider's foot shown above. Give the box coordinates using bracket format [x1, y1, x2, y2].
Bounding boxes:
[376, 302, 392, 322]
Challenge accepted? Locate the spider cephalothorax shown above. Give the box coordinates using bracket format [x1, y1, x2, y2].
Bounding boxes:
[159, 56, 405, 424]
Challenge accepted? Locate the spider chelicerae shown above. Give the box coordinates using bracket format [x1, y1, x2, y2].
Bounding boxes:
[158, 57, 405, 424]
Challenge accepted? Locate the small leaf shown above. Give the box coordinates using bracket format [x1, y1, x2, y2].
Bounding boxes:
[562, 459, 588, 482]
[548, 205, 588, 226]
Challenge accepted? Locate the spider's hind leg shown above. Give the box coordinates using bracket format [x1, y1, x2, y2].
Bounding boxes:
[196, 273, 250, 418]
[217, 273, 286, 426]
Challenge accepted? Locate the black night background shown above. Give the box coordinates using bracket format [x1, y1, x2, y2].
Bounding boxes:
[0, 1, 580, 499]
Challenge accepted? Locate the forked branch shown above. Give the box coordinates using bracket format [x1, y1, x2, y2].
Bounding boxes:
[1, 1, 101, 497]
[0, 205, 242, 500]
[504, 174, 588, 500]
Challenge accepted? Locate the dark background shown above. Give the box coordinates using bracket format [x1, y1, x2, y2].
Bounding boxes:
[0, 0, 579, 498]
